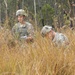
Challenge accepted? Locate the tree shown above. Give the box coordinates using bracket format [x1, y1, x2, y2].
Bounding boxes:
[41, 4, 54, 25]
[0, 0, 74, 29]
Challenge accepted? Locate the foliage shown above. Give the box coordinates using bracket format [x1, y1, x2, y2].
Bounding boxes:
[1, 0, 75, 28]
[41, 4, 54, 25]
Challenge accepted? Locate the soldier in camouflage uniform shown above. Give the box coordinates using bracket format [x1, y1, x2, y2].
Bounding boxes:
[41, 25, 69, 47]
[12, 9, 34, 43]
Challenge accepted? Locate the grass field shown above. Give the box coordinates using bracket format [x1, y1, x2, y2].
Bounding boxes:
[0, 27, 75, 75]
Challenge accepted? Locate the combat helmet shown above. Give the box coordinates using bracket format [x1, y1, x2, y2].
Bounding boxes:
[16, 9, 27, 16]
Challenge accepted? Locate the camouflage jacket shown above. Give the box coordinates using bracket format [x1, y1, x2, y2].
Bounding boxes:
[53, 32, 69, 47]
[12, 22, 34, 40]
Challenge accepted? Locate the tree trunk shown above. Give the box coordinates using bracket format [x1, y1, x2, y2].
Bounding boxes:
[68, 0, 74, 18]
[68, 0, 75, 26]
[22, 0, 24, 9]
[0, 2, 1, 25]
[34, 0, 37, 30]
[4, 0, 8, 20]
[17, 0, 22, 9]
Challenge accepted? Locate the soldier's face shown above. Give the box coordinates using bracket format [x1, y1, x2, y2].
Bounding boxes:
[17, 15, 24, 23]
[48, 31, 54, 40]
[45, 31, 52, 40]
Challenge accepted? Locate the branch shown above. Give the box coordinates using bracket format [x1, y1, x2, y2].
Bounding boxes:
[4, 0, 7, 8]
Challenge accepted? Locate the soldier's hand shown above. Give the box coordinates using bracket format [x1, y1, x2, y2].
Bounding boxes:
[26, 37, 34, 43]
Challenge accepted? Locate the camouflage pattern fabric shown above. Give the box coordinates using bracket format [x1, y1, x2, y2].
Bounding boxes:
[12, 22, 34, 41]
[53, 32, 69, 47]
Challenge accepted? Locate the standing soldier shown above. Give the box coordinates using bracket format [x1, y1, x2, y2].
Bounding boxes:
[12, 9, 34, 43]
[41, 25, 69, 47]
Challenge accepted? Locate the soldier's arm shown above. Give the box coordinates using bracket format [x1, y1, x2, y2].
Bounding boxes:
[12, 24, 19, 39]
[60, 34, 69, 45]
[12, 25, 16, 36]
[64, 35, 69, 45]
[26, 24, 34, 42]
[28, 24, 34, 37]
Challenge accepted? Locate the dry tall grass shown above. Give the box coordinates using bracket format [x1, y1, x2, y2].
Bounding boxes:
[0, 27, 75, 75]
